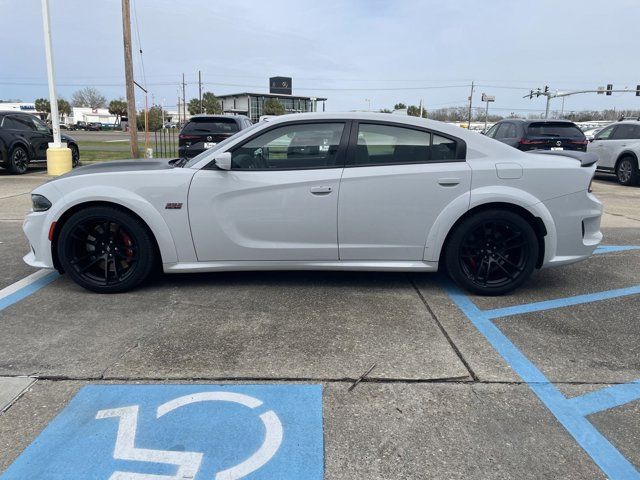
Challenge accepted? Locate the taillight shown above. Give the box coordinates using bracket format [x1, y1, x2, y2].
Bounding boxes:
[519, 138, 544, 145]
[179, 134, 199, 140]
[570, 140, 588, 145]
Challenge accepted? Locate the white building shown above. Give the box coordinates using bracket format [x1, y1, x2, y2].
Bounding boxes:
[69, 107, 117, 126]
[0, 102, 43, 118]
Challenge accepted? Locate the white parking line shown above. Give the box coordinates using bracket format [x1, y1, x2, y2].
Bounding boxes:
[0, 269, 59, 312]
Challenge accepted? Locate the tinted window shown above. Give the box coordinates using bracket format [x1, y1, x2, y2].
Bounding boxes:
[231, 123, 345, 170]
[485, 124, 499, 138]
[495, 123, 517, 139]
[31, 117, 50, 132]
[183, 118, 240, 134]
[527, 122, 584, 139]
[350, 123, 459, 165]
[611, 124, 640, 140]
[2, 116, 34, 131]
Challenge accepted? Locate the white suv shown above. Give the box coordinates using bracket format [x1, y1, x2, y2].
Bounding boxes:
[588, 120, 640, 185]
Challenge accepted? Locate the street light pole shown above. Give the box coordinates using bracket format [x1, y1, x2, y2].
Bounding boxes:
[40, 0, 71, 175]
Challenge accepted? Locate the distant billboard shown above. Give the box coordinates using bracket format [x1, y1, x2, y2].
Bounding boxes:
[270, 76, 292, 95]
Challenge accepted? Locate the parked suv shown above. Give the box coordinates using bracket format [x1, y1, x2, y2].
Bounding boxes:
[0, 112, 80, 174]
[588, 120, 640, 185]
[179, 115, 252, 158]
[485, 119, 587, 152]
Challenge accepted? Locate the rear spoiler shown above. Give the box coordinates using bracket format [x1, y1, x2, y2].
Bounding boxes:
[527, 150, 598, 167]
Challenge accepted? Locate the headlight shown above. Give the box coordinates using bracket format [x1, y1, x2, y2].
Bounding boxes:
[31, 194, 52, 212]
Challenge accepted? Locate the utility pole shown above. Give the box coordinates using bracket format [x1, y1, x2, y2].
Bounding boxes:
[198, 70, 203, 113]
[467, 81, 474, 128]
[182, 73, 187, 123]
[121, 0, 139, 158]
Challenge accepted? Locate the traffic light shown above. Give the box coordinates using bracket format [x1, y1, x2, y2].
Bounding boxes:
[636, 85, 640, 97]
[606, 84, 613, 95]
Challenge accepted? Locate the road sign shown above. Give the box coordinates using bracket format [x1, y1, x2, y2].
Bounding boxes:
[0, 384, 323, 480]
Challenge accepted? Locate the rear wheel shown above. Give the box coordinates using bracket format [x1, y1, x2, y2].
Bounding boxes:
[70, 144, 80, 168]
[8, 146, 29, 174]
[57, 206, 156, 293]
[445, 209, 538, 296]
[616, 156, 639, 186]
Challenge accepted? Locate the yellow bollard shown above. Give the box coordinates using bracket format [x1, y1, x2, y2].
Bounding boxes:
[46, 145, 72, 176]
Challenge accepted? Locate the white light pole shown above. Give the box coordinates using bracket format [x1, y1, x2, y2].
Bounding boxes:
[41, 0, 71, 175]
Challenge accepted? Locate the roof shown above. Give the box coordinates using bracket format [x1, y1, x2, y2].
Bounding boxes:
[216, 92, 327, 101]
[188, 114, 249, 121]
[498, 119, 577, 124]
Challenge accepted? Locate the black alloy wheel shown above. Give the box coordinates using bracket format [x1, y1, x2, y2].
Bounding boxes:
[445, 210, 538, 295]
[70, 144, 80, 168]
[57, 206, 155, 293]
[9, 146, 29, 174]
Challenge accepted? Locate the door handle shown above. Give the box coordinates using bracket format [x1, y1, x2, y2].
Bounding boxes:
[310, 186, 333, 195]
[438, 178, 460, 186]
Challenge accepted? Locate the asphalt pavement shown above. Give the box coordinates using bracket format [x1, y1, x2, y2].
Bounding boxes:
[0, 172, 638, 479]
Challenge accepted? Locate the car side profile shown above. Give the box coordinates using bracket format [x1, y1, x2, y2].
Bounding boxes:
[587, 120, 640, 185]
[485, 119, 588, 152]
[23, 112, 602, 295]
[0, 112, 80, 174]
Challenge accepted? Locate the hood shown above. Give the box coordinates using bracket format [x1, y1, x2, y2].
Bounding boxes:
[57, 158, 177, 179]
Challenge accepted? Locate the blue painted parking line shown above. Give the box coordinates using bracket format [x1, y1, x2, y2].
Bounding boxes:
[0, 270, 59, 313]
[483, 284, 640, 319]
[445, 283, 640, 479]
[595, 245, 640, 254]
[567, 380, 640, 417]
[0, 384, 324, 480]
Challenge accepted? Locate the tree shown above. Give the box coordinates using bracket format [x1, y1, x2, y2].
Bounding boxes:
[35, 98, 50, 113]
[394, 103, 407, 110]
[262, 98, 285, 115]
[70, 87, 107, 108]
[379, 108, 392, 113]
[407, 105, 428, 118]
[58, 98, 72, 122]
[136, 105, 166, 132]
[201, 92, 222, 114]
[108, 99, 128, 124]
[34, 97, 72, 122]
[187, 98, 202, 115]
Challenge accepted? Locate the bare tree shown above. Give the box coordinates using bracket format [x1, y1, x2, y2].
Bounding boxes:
[70, 87, 107, 108]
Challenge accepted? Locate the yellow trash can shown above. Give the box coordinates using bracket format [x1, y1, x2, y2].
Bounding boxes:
[46, 144, 73, 176]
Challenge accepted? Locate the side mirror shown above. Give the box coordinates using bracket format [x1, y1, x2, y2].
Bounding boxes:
[213, 151, 231, 170]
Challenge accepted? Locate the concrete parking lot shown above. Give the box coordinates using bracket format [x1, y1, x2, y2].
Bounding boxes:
[0, 170, 638, 479]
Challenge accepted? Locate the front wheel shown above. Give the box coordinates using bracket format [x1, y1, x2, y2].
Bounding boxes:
[616, 157, 639, 186]
[8, 146, 29, 174]
[444, 210, 539, 296]
[57, 206, 156, 293]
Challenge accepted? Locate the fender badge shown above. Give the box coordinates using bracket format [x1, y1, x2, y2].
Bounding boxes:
[165, 202, 183, 210]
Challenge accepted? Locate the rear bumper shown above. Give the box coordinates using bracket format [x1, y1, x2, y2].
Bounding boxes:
[541, 190, 603, 268]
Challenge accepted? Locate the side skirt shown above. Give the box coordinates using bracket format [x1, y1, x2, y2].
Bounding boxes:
[163, 260, 439, 273]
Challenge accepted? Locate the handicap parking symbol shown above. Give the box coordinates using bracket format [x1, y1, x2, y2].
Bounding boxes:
[1, 384, 323, 480]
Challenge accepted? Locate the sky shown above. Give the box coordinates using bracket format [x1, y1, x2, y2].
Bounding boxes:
[1, 0, 639, 116]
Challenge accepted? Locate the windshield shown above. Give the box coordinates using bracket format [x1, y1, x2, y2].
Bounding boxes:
[527, 122, 584, 139]
[183, 122, 264, 168]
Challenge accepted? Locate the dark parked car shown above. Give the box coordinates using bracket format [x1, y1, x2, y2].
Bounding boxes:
[484, 119, 588, 152]
[87, 122, 102, 131]
[179, 115, 252, 158]
[0, 112, 80, 174]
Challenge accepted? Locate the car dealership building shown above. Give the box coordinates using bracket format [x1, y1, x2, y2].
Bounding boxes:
[218, 76, 327, 123]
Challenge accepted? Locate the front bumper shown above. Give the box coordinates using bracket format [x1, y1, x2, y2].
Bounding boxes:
[22, 211, 55, 269]
[542, 190, 603, 268]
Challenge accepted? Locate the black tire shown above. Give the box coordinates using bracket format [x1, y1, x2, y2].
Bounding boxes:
[57, 206, 156, 293]
[615, 156, 639, 186]
[444, 209, 539, 296]
[70, 144, 80, 168]
[8, 145, 29, 174]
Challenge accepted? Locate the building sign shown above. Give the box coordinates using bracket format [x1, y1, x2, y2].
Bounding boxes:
[20, 105, 36, 111]
[269, 76, 292, 95]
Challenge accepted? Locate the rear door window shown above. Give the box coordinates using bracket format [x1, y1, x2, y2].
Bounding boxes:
[611, 124, 640, 140]
[183, 118, 240, 134]
[527, 122, 584, 139]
